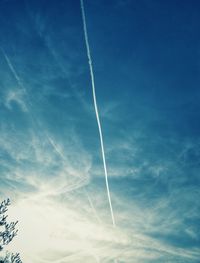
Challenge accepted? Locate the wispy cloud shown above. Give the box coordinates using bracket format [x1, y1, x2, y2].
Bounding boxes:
[5, 182, 200, 263]
[4, 89, 27, 112]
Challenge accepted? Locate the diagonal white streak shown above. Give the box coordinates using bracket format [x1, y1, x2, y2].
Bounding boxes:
[0, 47, 24, 90]
[80, 0, 116, 227]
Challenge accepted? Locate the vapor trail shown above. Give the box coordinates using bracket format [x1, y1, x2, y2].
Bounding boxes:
[80, 0, 116, 227]
[0, 47, 24, 91]
[84, 190, 102, 225]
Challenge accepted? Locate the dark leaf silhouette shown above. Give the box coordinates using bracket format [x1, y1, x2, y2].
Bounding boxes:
[0, 199, 22, 263]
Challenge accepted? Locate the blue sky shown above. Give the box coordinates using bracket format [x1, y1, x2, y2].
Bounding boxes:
[0, 0, 200, 262]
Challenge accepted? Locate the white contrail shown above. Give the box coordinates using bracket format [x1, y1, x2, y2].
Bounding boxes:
[84, 189, 102, 225]
[80, 0, 116, 227]
[0, 47, 24, 91]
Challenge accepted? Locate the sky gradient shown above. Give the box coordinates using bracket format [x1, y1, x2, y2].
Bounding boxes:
[0, 0, 200, 262]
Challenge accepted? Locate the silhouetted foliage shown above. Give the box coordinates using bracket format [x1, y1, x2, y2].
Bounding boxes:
[0, 199, 22, 263]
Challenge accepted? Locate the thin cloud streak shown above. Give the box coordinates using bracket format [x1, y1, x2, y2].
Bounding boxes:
[80, 0, 116, 228]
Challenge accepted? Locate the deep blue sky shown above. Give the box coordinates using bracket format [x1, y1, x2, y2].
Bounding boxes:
[0, 0, 200, 262]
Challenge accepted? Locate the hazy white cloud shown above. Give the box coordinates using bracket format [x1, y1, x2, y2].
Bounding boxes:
[0, 122, 92, 198]
[4, 89, 27, 112]
[5, 184, 200, 263]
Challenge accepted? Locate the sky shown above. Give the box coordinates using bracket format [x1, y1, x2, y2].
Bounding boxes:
[0, 0, 200, 262]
